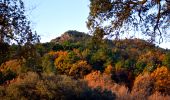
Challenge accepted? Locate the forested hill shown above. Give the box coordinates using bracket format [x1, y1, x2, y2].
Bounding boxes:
[1, 0, 170, 99]
[49, 30, 164, 52]
[0, 30, 170, 99]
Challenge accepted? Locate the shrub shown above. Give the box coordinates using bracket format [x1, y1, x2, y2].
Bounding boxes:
[69, 60, 92, 78]
[148, 92, 170, 100]
[0, 59, 21, 74]
[0, 72, 116, 100]
[151, 66, 170, 95]
[41, 54, 56, 74]
[131, 73, 154, 99]
[84, 71, 131, 100]
[49, 51, 92, 78]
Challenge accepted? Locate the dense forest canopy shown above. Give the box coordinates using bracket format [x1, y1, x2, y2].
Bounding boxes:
[87, 0, 170, 43]
[0, 0, 170, 99]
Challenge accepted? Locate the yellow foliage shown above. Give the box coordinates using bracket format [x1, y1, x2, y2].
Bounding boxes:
[69, 60, 91, 78]
[151, 66, 170, 94]
[52, 51, 91, 78]
[104, 65, 113, 75]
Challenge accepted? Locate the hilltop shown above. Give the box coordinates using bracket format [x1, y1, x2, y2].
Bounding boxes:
[49, 30, 163, 51]
[50, 30, 91, 43]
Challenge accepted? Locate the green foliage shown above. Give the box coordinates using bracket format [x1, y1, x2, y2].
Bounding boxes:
[42, 54, 56, 74]
[22, 57, 42, 73]
[52, 43, 64, 51]
[90, 48, 113, 71]
[163, 52, 170, 69]
[36, 42, 55, 56]
[124, 59, 136, 70]
[135, 61, 147, 75]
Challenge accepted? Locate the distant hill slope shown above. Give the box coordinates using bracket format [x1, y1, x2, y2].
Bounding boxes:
[50, 30, 91, 43]
[50, 30, 163, 51]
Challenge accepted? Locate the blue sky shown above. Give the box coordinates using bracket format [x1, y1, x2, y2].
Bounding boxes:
[25, 0, 90, 42]
[25, 0, 170, 49]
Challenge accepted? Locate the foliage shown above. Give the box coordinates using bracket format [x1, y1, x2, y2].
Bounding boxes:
[163, 52, 170, 68]
[36, 42, 55, 56]
[84, 71, 115, 90]
[0, 72, 116, 100]
[148, 92, 170, 100]
[131, 73, 154, 99]
[69, 60, 92, 78]
[0, 59, 21, 73]
[0, 43, 10, 65]
[0, 0, 39, 44]
[41, 54, 56, 74]
[84, 71, 131, 100]
[0, 30, 170, 99]
[90, 47, 113, 71]
[49, 51, 92, 78]
[87, 0, 170, 42]
[0, 0, 41, 69]
[151, 66, 170, 95]
[0, 69, 16, 84]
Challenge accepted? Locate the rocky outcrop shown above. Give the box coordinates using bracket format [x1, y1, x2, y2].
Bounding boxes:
[50, 30, 91, 43]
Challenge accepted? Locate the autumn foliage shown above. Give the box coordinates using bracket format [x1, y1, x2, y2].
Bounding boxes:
[151, 66, 170, 95]
[1, 31, 170, 99]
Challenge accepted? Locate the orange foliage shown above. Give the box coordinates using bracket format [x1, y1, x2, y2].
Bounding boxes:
[0, 59, 21, 73]
[148, 91, 170, 100]
[131, 73, 154, 98]
[48, 50, 68, 58]
[84, 71, 131, 99]
[151, 66, 170, 94]
[84, 71, 114, 90]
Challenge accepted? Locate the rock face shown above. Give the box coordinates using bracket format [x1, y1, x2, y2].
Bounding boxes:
[50, 30, 91, 43]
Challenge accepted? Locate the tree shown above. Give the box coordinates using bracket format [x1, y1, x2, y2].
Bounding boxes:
[0, 0, 40, 66]
[0, 42, 9, 65]
[163, 51, 170, 68]
[131, 73, 154, 99]
[0, 0, 39, 44]
[151, 66, 170, 95]
[87, 0, 170, 43]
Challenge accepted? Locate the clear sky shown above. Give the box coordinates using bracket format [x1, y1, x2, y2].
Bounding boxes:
[25, 0, 170, 49]
[25, 0, 90, 43]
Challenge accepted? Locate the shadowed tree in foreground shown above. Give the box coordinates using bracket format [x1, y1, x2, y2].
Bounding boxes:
[0, 0, 39, 64]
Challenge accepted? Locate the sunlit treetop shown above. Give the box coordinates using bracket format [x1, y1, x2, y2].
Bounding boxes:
[87, 0, 170, 43]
